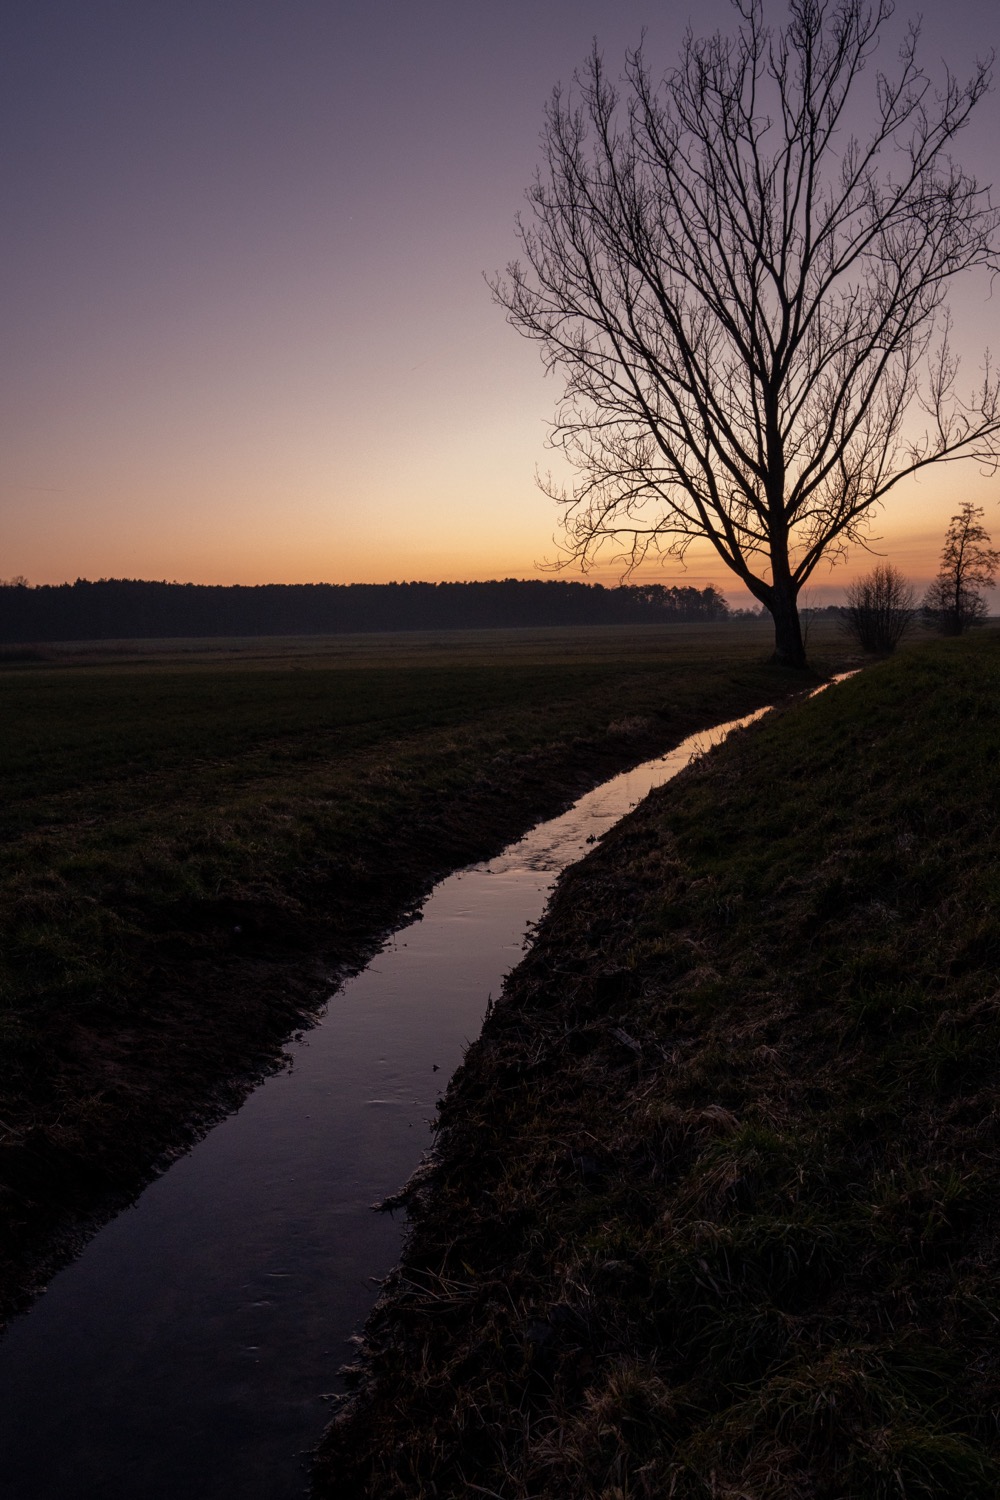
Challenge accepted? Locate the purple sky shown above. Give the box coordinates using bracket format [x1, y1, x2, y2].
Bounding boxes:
[2, 0, 998, 602]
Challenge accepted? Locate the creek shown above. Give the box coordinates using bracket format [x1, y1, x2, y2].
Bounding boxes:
[0, 706, 771, 1500]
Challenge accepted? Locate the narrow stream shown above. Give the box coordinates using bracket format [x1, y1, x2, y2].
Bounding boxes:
[0, 707, 771, 1500]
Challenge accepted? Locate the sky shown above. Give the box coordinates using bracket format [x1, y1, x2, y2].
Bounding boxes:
[2, 0, 999, 605]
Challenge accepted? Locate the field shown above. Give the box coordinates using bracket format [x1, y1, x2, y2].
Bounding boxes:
[0, 619, 848, 1326]
[318, 629, 1000, 1499]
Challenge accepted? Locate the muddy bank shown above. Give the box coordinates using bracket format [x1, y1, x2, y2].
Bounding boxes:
[0, 670, 817, 1332]
[316, 638, 1000, 1498]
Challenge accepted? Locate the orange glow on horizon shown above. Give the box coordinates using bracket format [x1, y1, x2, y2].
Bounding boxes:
[6, 451, 997, 606]
[3, 1, 998, 613]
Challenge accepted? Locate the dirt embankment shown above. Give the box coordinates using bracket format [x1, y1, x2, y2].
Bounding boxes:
[0, 669, 814, 1332]
[316, 636, 1000, 1500]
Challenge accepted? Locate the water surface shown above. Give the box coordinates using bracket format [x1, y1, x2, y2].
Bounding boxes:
[0, 708, 769, 1500]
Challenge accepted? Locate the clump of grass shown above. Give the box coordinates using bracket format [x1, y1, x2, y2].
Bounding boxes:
[316, 631, 1000, 1498]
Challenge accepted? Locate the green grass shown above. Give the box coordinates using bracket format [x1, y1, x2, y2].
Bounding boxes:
[317, 629, 1000, 1499]
[1, 621, 835, 1000]
[1, 620, 838, 1323]
[1, 620, 808, 800]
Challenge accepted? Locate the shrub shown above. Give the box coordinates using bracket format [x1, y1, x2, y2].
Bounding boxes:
[841, 565, 916, 653]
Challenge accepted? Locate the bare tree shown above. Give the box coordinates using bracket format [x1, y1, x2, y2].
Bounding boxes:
[493, 0, 1000, 667]
[841, 562, 915, 651]
[923, 501, 999, 633]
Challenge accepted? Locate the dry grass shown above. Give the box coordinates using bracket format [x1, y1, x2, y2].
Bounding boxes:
[316, 630, 1000, 1499]
[0, 622, 827, 1327]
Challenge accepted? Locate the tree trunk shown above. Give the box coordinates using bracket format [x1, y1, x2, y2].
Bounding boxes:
[768, 580, 808, 668]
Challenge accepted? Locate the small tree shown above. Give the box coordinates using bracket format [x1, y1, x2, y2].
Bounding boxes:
[923, 502, 1000, 633]
[841, 563, 915, 652]
[494, 1, 1000, 669]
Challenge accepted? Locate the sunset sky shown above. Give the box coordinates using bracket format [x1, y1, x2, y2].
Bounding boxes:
[2, 0, 999, 606]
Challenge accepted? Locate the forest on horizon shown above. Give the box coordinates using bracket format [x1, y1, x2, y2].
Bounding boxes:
[0, 576, 732, 643]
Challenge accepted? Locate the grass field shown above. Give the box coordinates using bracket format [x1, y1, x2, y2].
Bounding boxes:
[318, 629, 1000, 1499]
[0, 619, 846, 1326]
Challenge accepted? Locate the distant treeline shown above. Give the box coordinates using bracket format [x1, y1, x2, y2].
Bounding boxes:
[0, 578, 730, 642]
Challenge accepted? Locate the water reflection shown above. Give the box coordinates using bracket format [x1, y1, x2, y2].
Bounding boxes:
[0, 703, 782, 1500]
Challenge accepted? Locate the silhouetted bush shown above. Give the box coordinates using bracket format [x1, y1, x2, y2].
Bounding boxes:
[841, 565, 915, 653]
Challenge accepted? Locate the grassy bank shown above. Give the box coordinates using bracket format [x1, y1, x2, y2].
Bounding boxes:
[0, 621, 833, 1327]
[317, 630, 1000, 1499]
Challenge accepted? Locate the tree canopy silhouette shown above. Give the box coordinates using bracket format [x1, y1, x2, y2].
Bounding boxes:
[0, 578, 729, 644]
[923, 502, 999, 633]
[494, 0, 1000, 667]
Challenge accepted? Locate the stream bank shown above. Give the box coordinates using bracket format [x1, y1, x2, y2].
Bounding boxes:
[0, 706, 786, 1500]
[316, 635, 1000, 1499]
[0, 659, 817, 1331]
